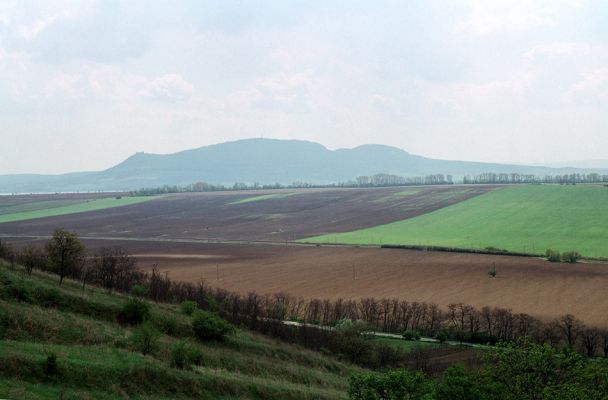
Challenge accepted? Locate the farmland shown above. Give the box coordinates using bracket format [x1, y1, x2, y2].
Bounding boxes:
[17, 237, 605, 328]
[0, 194, 157, 224]
[3, 184, 608, 329]
[0, 185, 493, 241]
[304, 185, 608, 258]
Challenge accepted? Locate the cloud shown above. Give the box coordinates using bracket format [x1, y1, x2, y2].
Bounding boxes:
[565, 69, 608, 104]
[453, 1, 570, 35]
[139, 74, 195, 102]
[418, 74, 533, 112]
[17, 9, 74, 41]
[524, 42, 601, 59]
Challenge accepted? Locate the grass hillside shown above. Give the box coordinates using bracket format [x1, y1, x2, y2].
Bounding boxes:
[0, 263, 360, 399]
[0, 196, 157, 224]
[303, 184, 608, 258]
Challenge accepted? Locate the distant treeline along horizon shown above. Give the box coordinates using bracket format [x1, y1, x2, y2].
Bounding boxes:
[129, 172, 608, 196]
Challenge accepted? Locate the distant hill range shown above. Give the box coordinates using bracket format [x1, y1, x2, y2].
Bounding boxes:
[1, 138, 607, 193]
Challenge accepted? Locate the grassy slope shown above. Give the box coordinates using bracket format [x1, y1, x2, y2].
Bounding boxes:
[302, 185, 608, 258]
[0, 264, 359, 399]
[0, 196, 157, 224]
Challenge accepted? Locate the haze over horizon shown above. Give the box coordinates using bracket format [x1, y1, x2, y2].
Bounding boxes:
[2, 0, 608, 174]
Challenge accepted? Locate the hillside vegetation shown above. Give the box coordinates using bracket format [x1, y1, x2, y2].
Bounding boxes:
[0, 263, 359, 399]
[304, 185, 608, 258]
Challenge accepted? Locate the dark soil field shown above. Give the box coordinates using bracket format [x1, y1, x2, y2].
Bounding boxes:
[0, 186, 494, 241]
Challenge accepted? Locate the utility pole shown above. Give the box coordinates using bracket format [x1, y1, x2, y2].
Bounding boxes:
[216, 265, 219, 281]
[352, 262, 356, 280]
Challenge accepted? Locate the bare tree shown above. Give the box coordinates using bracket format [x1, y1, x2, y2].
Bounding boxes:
[45, 229, 85, 285]
[557, 314, 584, 348]
[17, 245, 46, 276]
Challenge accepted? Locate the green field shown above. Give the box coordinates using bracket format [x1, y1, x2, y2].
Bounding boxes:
[0, 196, 158, 224]
[229, 192, 296, 205]
[302, 185, 608, 258]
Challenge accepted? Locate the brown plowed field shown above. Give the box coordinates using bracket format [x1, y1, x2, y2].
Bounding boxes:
[0, 186, 493, 240]
[20, 238, 605, 328]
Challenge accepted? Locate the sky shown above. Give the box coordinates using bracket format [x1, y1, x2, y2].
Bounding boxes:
[1, 0, 607, 174]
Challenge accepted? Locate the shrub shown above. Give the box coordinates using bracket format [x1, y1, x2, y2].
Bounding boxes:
[192, 310, 234, 341]
[3, 281, 32, 303]
[436, 329, 449, 343]
[129, 285, 148, 297]
[118, 298, 150, 325]
[349, 369, 431, 400]
[129, 322, 161, 355]
[402, 330, 421, 341]
[170, 340, 203, 369]
[561, 251, 581, 263]
[180, 300, 198, 316]
[43, 353, 59, 378]
[546, 249, 561, 262]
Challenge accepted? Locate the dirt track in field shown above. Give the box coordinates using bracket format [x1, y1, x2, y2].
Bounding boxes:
[0, 186, 494, 241]
[51, 238, 608, 328]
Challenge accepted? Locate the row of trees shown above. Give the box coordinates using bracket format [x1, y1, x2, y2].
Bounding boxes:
[1, 233, 605, 358]
[463, 172, 608, 185]
[129, 174, 456, 196]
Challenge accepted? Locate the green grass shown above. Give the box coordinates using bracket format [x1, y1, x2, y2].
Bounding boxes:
[229, 193, 297, 205]
[369, 337, 441, 352]
[302, 184, 608, 258]
[0, 264, 358, 399]
[0, 196, 158, 224]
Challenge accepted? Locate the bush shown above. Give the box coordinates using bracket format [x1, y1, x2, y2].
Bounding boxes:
[129, 322, 160, 355]
[170, 340, 203, 369]
[118, 298, 150, 325]
[402, 330, 421, 341]
[436, 329, 449, 343]
[192, 310, 234, 341]
[129, 285, 148, 297]
[561, 251, 581, 263]
[349, 369, 431, 400]
[546, 249, 561, 262]
[1, 279, 31, 303]
[43, 353, 59, 379]
[180, 300, 198, 316]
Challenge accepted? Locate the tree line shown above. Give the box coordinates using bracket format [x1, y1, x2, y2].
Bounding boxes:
[129, 174, 456, 196]
[463, 172, 608, 185]
[1, 233, 606, 360]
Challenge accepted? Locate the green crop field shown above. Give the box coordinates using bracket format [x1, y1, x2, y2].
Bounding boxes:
[228, 192, 296, 205]
[0, 196, 158, 224]
[302, 184, 608, 258]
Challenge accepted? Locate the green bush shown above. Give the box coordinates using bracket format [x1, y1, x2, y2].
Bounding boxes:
[436, 329, 449, 343]
[129, 322, 160, 355]
[191, 310, 234, 341]
[43, 353, 59, 379]
[1, 279, 32, 303]
[118, 298, 150, 325]
[561, 251, 581, 263]
[349, 369, 431, 400]
[546, 249, 561, 262]
[129, 285, 148, 297]
[402, 330, 421, 341]
[170, 340, 203, 369]
[180, 300, 198, 316]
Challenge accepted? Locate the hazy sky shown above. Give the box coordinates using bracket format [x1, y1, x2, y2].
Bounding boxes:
[1, 0, 607, 174]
